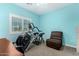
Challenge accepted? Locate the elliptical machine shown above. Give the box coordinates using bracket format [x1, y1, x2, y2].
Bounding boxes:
[15, 22, 44, 55]
[30, 23, 45, 45]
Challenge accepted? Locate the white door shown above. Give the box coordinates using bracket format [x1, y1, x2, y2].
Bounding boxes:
[76, 27, 79, 52]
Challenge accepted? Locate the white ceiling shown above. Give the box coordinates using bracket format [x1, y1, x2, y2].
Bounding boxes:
[16, 3, 70, 15]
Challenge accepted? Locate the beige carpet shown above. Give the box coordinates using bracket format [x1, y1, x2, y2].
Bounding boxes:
[25, 43, 79, 56]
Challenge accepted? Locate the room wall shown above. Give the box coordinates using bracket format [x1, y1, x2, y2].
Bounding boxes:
[0, 3, 40, 42]
[39, 4, 79, 47]
[0, 3, 79, 47]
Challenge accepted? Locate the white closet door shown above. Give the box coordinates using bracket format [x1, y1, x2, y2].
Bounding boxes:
[76, 27, 79, 52]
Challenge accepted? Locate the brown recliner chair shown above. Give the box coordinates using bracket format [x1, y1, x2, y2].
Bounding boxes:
[46, 31, 63, 50]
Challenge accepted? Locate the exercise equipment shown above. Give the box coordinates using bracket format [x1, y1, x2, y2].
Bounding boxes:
[15, 23, 45, 55]
[29, 23, 45, 45]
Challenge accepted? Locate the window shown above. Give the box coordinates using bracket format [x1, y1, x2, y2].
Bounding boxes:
[23, 19, 29, 31]
[9, 14, 31, 34]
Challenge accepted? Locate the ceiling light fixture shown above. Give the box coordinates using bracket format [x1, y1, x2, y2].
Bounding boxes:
[35, 3, 42, 6]
[26, 3, 44, 6]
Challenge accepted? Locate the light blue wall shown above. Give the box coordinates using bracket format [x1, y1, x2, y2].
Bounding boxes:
[0, 3, 79, 47]
[0, 3, 40, 42]
[39, 4, 79, 47]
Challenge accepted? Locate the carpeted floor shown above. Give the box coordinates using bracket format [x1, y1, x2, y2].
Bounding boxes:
[25, 43, 79, 56]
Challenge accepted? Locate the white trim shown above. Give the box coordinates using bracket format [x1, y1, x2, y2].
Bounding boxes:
[9, 13, 28, 20]
[65, 44, 76, 48]
[9, 13, 23, 34]
[9, 13, 12, 34]
[9, 13, 32, 34]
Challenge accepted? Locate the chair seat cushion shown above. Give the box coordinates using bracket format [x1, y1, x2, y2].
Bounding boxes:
[47, 39, 61, 44]
[46, 39, 62, 50]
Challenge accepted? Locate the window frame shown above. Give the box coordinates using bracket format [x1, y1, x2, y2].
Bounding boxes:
[9, 13, 32, 34]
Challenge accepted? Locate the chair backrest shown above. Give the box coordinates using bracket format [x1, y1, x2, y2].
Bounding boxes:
[50, 31, 63, 39]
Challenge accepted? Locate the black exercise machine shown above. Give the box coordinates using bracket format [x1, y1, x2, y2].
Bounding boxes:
[15, 23, 45, 55]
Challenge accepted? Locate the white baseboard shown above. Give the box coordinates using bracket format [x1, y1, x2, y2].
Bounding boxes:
[65, 44, 76, 48]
